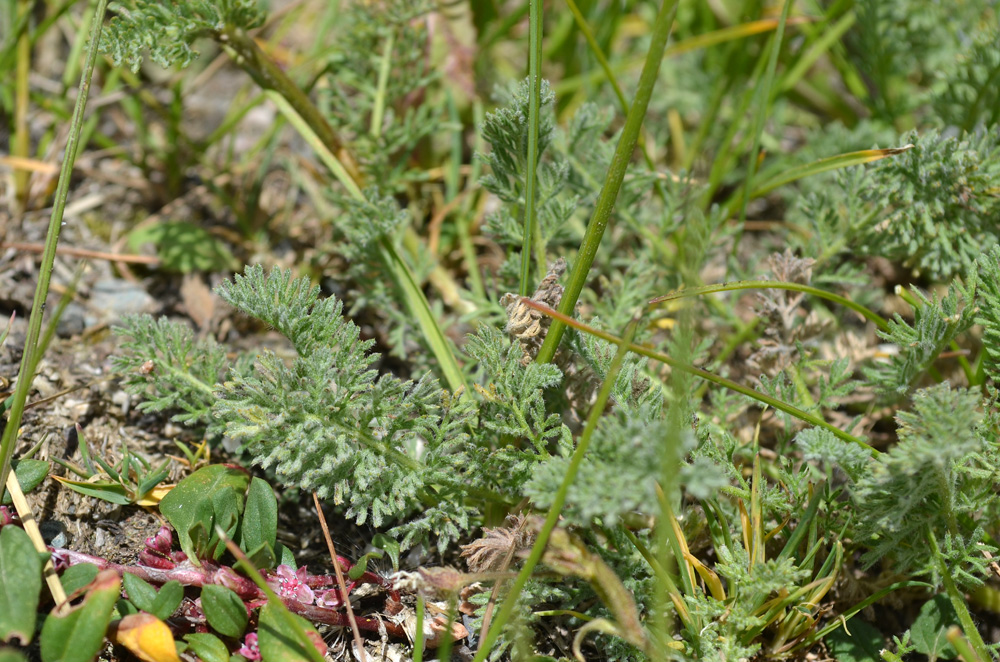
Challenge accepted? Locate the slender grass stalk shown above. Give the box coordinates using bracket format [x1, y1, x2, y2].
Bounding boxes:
[12, 0, 30, 207]
[520, 0, 545, 295]
[455, 99, 487, 302]
[948, 627, 987, 662]
[552, 18, 808, 99]
[220, 26, 363, 184]
[563, 0, 665, 202]
[523, 298, 876, 454]
[370, 31, 394, 140]
[721, 144, 913, 215]
[412, 595, 425, 662]
[535, 0, 678, 365]
[472, 315, 642, 662]
[778, 11, 855, 93]
[0, 0, 109, 501]
[648, 280, 891, 332]
[734, 0, 792, 247]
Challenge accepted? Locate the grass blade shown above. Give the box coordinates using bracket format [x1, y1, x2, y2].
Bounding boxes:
[520, 0, 545, 295]
[0, 0, 109, 501]
[535, 0, 679, 365]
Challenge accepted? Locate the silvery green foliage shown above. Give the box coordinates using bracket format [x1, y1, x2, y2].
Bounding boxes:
[102, 0, 264, 72]
[465, 326, 570, 454]
[214, 266, 427, 527]
[113, 315, 232, 439]
[932, 27, 1000, 131]
[862, 277, 978, 398]
[975, 245, 1000, 385]
[327, 190, 438, 372]
[852, 384, 1000, 589]
[570, 326, 661, 415]
[117, 266, 579, 552]
[682, 545, 812, 660]
[853, 128, 1000, 279]
[848, 0, 992, 121]
[317, 0, 438, 187]
[479, 80, 578, 282]
[795, 428, 870, 484]
[525, 408, 666, 528]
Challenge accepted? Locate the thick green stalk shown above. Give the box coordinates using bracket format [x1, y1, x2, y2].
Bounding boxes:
[0, 0, 109, 500]
[472, 316, 642, 662]
[535, 0, 678, 364]
[520, 0, 545, 295]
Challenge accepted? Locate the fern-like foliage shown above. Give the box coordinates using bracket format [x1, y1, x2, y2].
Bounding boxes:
[846, 0, 993, 121]
[317, 0, 439, 187]
[479, 80, 592, 285]
[111, 265, 586, 553]
[112, 315, 232, 438]
[214, 266, 438, 528]
[465, 326, 568, 454]
[101, 0, 264, 72]
[852, 384, 1000, 589]
[853, 127, 1000, 279]
[975, 245, 1000, 385]
[932, 27, 1000, 131]
[862, 277, 978, 397]
[525, 407, 663, 528]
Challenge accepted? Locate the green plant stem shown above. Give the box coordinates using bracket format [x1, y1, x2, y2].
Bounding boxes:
[523, 298, 876, 455]
[12, 0, 30, 208]
[535, 0, 678, 365]
[563, 0, 665, 202]
[929, 530, 992, 662]
[734, 0, 792, 252]
[649, 280, 891, 332]
[456, 99, 487, 302]
[520, 0, 545, 295]
[370, 31, 394, 140]
[0, 0, 109, 501]
[472, 316, 642, 662]
[220, 26, 363, 184]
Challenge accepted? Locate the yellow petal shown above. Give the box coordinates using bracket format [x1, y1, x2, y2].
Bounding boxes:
[109, 613, 182, 662]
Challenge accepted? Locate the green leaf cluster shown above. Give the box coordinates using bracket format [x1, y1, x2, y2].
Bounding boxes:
[852, 384, 1000, 589]
[102, 0, 264, 72]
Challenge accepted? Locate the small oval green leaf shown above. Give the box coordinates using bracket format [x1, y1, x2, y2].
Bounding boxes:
[200, 585, 247, 638]
[1, 460, 50, 505]
[183, 632, 230, 662]
[258, 602, 325, 662]
[150, 581, 183, 621]
[122, 573, 157, 614]
[0, 525, 41, 645]
[240, 477, 277, 564]
[60, 564, 98, 597]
